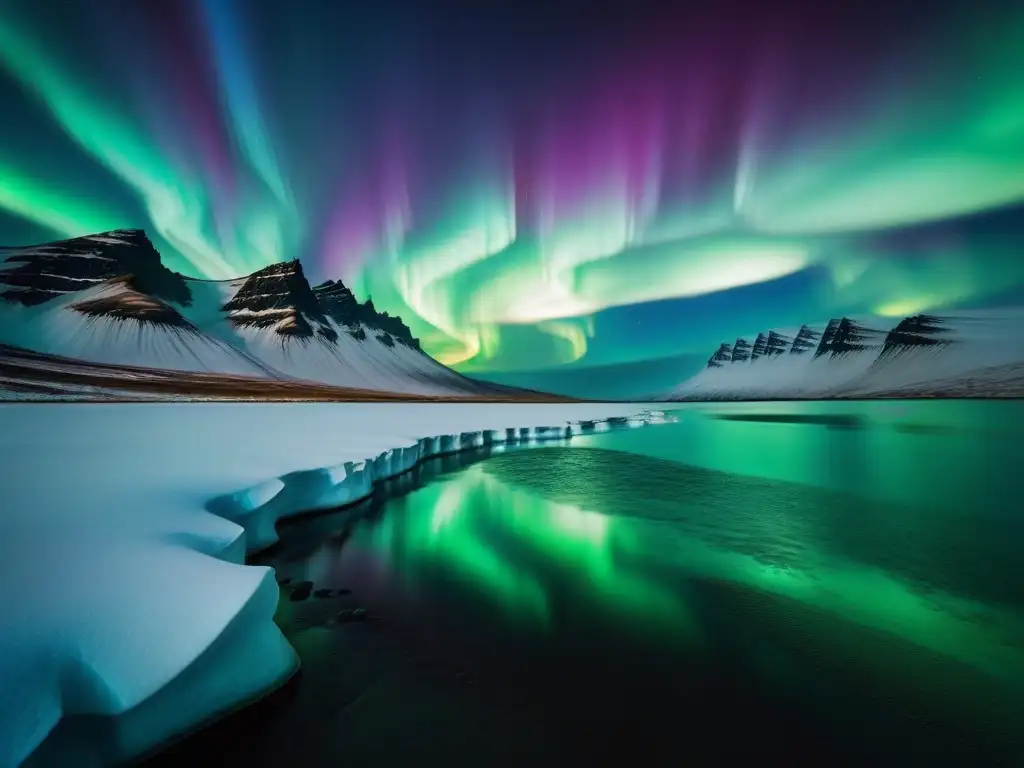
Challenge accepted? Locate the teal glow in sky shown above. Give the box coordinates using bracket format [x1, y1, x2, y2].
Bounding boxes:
[0, 0, 1023, 396]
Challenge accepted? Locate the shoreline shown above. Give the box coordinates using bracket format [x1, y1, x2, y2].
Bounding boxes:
[9, 403, 668, 765]
[133, 412, 675, 764]
[215, 409, 674, 555]
[144, 445, 524, 764]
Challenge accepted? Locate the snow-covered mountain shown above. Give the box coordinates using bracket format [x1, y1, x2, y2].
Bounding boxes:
[0, 229, 524, 398]
[313, 279, 420, 349]
[666, 312, 1024, 400]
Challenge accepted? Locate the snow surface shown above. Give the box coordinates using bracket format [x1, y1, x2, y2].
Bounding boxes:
[0, 402, 664, 766]
[224, 321, 472, 395]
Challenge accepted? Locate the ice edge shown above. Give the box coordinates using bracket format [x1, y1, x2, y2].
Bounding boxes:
[209, 409, 675, 554]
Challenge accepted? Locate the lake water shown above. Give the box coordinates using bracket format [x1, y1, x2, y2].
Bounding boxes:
[154, 400, 1024, 766]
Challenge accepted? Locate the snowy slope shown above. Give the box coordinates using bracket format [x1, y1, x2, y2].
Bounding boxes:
[222, 322, 481, 396]
[0, 231, 271, 377]
[0, 403, 665, 766]
[668, 311, 1024, 400]
[0, 230, 520, 398]
[176, 263, 508, 396]
[0, 279, 273, 376]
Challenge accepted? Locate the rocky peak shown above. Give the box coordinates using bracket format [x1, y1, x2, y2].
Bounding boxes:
[750, 333, 768, 361]
[880, 314, 952, 357]
[222, 260, 330, 339]
[731, 337, 751, 363]
[369, 309, 421, 350]
[707, 342, 733, 368]
[814, 318, 883, 357]
[312, 280, 422, 350]
[313, 279, 361, 326]
[790, 324, 821, 355]
[816, 319, 841, 355]
[699, 316, 900, 373]
[765, 330, 791, 356]
[730, 330, 793, 364]
[0, 229, 192, 307]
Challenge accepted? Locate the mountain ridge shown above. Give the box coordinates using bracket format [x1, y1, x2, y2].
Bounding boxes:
[671, 311, 1024, 400]
[0, 229, 193, 307]
[0, 228, 527, 399]
[0, 228, 423, 349]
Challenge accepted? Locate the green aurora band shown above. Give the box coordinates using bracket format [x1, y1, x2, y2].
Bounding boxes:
[1, 1, 1023, 391]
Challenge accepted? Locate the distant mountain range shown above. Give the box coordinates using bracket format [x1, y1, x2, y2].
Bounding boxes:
[5, 229, 1019, 402]
[667, 313, 1024, 400]
[0, 229, 547, 401]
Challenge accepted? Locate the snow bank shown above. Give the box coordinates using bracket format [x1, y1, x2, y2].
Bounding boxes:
[0, 402, 663, 765]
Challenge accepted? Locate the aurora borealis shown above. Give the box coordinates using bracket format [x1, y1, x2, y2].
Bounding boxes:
[1, 1, 1023, 398]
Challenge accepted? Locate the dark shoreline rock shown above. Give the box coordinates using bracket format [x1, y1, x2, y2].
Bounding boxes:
[289, 581, 314, 601]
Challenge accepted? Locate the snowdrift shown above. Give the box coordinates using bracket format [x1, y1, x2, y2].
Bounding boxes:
[0, 403, 669, 766]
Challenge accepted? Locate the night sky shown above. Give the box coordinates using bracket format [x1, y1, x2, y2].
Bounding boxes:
[1, 0, 1023, 398]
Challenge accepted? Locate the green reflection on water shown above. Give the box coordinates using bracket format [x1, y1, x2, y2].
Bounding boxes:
[363, 477, 552, 626]
[493, 470, 702, 643]
[324, 401, 1024, 752]
[356, 463, 702, 644]
[583, 399, 1024, 511]
[342, 402, 1024, 675]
